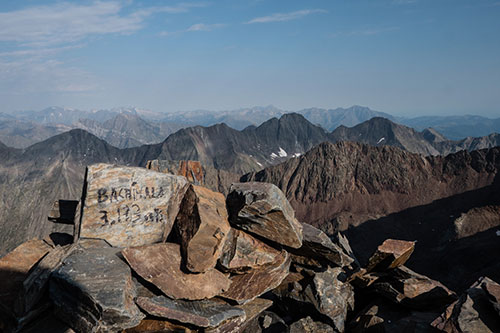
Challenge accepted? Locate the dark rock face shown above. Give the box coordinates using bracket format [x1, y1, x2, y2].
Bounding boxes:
[136, 296, 245, 328]
[0, 239, 52, 320]
[289, 316, 335, 333]
[122, 243, 231, 300]
[221, 250, 291, 304]
[50, 241, 144, 332]
[77, 163, 189, 247]
[174, 184, 231, 273]
[290, 223, 357, 270]
[227, 182, 303, 248]
[432, 277, 500, 333]
[370, 266, 456, 310]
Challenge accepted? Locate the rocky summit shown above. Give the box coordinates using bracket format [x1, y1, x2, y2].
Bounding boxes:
[1, 163, 499, 333]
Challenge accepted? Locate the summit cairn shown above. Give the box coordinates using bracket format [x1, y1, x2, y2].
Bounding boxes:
[3, 162, 497, 332]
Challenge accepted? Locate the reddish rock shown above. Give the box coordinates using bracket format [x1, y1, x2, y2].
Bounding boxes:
[174, 185, 231, 273]
[219, 228, 281, 273]
[289, 316, 334, 333]
[366, 239, 415, 272]
[0, 239, 52, 318]
[122, 243, 231, 300]
[124, 318, 196, 332]
[221, 250, 291, 304]
[226, 182, 303, 248]
[147, 160, 205, 185]
[77, 163, 189, 247]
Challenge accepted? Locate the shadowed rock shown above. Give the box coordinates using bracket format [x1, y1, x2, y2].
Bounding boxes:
[366, 239, 415, 272]
[221, 250, 291, 304]
[124, 318, 196, 332]
[370, 266, 456, 310]
[15, 245, 73, 316]
[290, 316, 334, 333]
[226, 182, 303, 248]
[290, 223, 357, 270]
[50, 241, 144, 333]
[174, 185, 231, 273]
[219, 228, 281, 273]
[136, 295, 245, 328]
[77, 163, 189, 247]
[122, 243, 230, 300]
[431, 276, 500, 333]
[0, 239, 52, 319]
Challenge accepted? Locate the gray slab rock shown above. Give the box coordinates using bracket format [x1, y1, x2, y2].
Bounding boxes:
[136, 295, 245, 328]
[50, 242, 145, 333]
[77, 163, 189, 247]
[226, 182, 303, 248]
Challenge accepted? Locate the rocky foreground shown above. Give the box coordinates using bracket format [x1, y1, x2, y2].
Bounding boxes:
[0, 164, 499, 332]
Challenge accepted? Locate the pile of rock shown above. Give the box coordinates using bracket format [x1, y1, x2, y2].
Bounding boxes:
[0, 163, 499, 333]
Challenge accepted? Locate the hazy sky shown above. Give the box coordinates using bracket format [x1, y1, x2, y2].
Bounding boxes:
[0, 0, 499, 117]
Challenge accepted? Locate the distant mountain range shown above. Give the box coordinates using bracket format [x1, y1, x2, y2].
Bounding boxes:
[1, 113, 500, 256]
[1, 105, 499, 148]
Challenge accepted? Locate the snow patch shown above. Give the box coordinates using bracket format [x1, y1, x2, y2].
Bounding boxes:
[377, 137, 385, 144]
[293, 153, 302, 157]
[496, 230, 500, 237]
[278, 147, 287, 157]
[256, 161, 263, 167]
[270, 152, 278, 159]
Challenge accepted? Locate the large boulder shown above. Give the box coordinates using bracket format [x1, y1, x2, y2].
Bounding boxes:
[174, 184, 231, 273]
[76, 163, 189, 247]
[122, 243, 231, 300]
[226, 182, 303, 248]
[50, 240, 144, 332]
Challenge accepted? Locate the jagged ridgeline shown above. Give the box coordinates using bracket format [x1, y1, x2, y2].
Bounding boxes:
[1, 164, 499, 333]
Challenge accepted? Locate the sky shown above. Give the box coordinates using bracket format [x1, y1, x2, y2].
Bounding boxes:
[0, 0, 499, 117]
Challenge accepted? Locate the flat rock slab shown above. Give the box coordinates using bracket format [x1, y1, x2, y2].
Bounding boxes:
[78, 163, 189, 247]
[124, 318, 196, 333]
[366, 239, 415, 272]
[226, 182, 303, 248]
[122, 243, 231, 300]
[219, 228, 281, 273]
[221, 250, 291, 304]
[136, 296, 245, 328]
[0, 239, 52, 317]
[50, 243, 144, 333]
[175, 185, 230, 273]
[290, 316, 334, 333]
[370, 266, 456, 310]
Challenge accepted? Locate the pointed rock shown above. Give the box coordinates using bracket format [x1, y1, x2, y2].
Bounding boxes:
[481, 278, 500, 316]
[122, 243, 230, 300]
[226, 182, 303, 248]
[0, 239, 52, 318]
[366, 239, 415, 272]
[174, 185, 231, 273]
[221, 250, 291, 304]
[77, 163, 189, 247]
[370, 266, 456, 310]
[290, 223, 357, 270]
[136, 295, 245, 328]
[219, 228, 281, 273]
[50, 242, 145, 332]
[431, 276, 500, 333]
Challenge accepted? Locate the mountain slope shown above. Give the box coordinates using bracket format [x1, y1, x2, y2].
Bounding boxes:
[75, 113, 184, 148]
